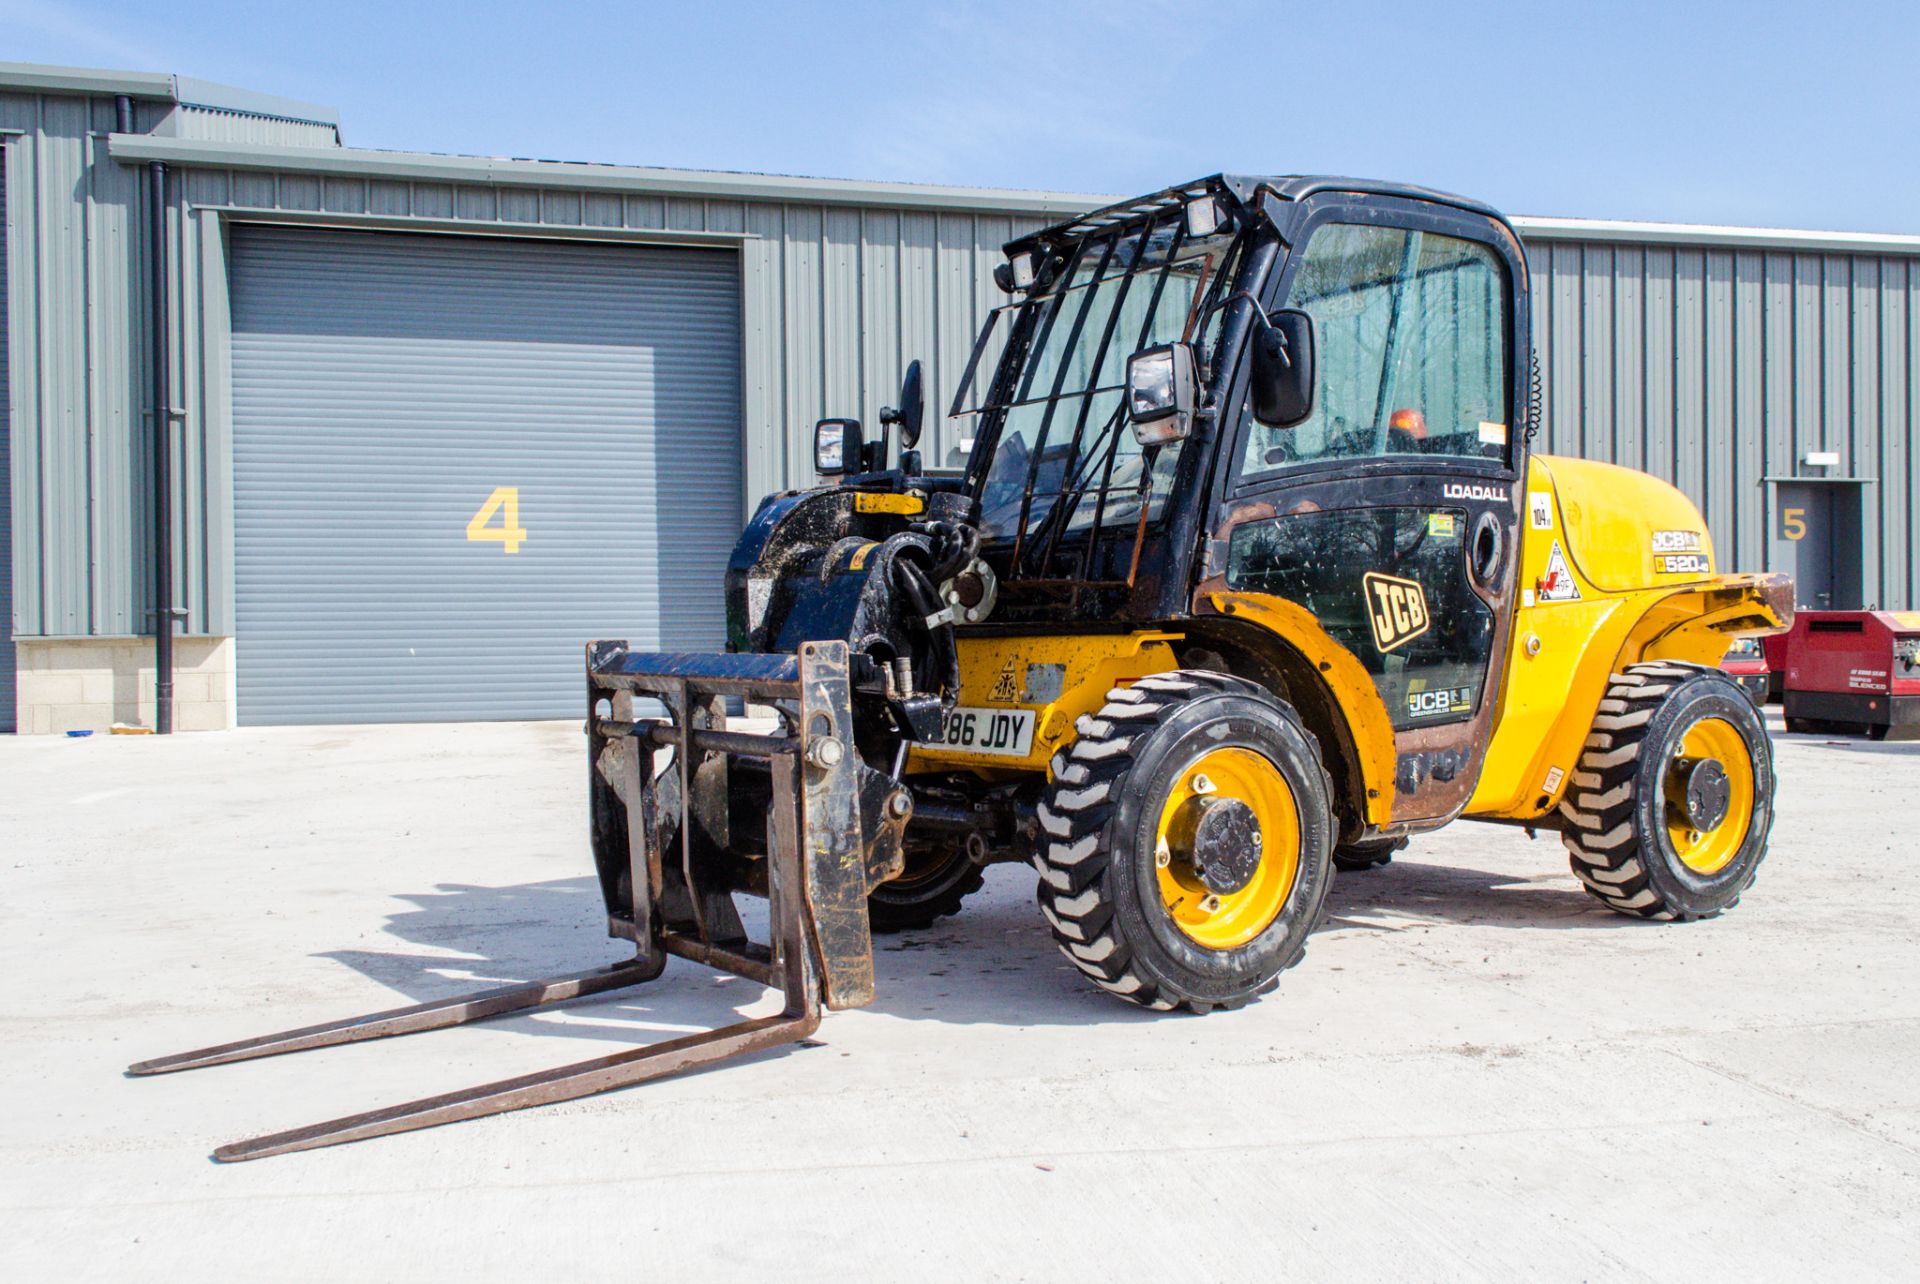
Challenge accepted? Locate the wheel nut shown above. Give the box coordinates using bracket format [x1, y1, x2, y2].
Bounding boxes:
[1201, 895, 1222, 913]
[1191, 774, 1217, 795]
[1155, 840, 1171, 869]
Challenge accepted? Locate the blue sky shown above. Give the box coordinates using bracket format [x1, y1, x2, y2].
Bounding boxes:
[5, 0, 1918, 233]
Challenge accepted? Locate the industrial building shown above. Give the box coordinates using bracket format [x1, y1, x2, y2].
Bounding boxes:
[4, 61, 1917, 732]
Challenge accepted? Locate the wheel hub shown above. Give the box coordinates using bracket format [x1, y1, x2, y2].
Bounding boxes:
[1153, 746, 1302, 951]
[1675, 757, 1731, 831]
[1171, 795, 1263, 895]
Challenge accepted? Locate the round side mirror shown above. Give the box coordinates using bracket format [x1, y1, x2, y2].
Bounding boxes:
[897, 360, 925, 450]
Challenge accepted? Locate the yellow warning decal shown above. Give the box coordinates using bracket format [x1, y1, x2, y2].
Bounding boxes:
[854, 492, 926, 516]
[1537, 541, 1581, 602]
[988, 659, 1021, 703]
[847, 542, 879, 571]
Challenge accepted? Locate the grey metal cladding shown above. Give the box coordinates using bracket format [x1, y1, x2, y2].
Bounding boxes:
[0, 86, 158, 643]
[2, 163, 13, 730]
[7, 68, 1919, 664]
[1526, 237, 1918, 609]
[168, 106, 341, 149]
[228, 225, 741, 724]
[2, 95, 1046, 641]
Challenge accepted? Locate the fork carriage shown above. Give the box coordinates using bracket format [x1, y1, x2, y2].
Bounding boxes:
[131, 640, 902, 1161]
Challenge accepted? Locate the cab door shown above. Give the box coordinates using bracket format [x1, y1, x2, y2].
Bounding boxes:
[1211, 195, 1529, 825]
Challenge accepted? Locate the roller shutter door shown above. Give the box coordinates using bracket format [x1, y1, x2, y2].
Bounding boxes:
[229, 226, 740, 724]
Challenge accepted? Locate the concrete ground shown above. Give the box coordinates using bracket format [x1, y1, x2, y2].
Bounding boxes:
[3, 717, 1917, 1281]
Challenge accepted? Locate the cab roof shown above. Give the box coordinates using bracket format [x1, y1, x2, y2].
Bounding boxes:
[1007, 173, 1509, 257]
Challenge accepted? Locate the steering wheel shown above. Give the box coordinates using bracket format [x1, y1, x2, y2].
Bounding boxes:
[1386, 426, 1425, 455]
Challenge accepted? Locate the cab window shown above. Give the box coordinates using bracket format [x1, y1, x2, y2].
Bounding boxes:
[1242, 222, 1509, 475]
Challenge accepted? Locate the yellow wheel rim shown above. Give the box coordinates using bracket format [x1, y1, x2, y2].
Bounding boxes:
[1663, 716, 1755, 875]
[1154, 747, 1300, 949]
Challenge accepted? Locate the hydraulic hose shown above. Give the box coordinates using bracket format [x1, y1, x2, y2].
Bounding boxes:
[891, 556, 961, 700]
[919, 519, 980, 584]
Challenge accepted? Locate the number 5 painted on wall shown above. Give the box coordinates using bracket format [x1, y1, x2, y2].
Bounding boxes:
[1781, 507, 1807, 541]
[467, 487, 528, 554]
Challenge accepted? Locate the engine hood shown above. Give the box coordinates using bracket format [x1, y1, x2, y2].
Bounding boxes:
[1533, 455, 1715, 593]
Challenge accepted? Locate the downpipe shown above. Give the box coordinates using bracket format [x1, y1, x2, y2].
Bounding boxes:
[124, 94, 177, 733]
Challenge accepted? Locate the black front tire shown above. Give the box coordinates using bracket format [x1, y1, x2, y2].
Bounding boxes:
[1033, 671, 1334, 1013]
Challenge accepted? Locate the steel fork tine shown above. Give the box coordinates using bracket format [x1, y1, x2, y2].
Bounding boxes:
[211, 1010, 820, 1162]
[128, 956, 662, 1077]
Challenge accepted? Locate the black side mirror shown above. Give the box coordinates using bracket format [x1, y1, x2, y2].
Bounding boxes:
[815, 418, 864, 475]
[880, 359, 925, 451]
[1251, 308, 1314, 427]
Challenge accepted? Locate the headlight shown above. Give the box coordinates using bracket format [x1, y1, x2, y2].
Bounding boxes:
[814, 418, 863, 475]
[1125, 343, 1196, 445]
[1184, 194, 1224, 239]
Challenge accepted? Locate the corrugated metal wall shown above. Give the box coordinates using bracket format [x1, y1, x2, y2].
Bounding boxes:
[140, 162, 1043, 639]
[1, 152, 14, 728]
[168, 104, 339, 148]
[1525, 237, 1917, 609]
[2, 82, 1050, 644]
[1, 88, 159, 642]
[6, 70, 1919, 664]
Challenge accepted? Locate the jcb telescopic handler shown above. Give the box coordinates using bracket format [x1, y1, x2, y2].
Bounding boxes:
[136, 176, 1791, 1159]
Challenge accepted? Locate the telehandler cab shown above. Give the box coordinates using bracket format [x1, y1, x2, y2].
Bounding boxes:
[135, 176, 1792, 1159]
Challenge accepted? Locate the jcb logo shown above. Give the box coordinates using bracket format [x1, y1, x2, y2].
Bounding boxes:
[1363, 572, 1431, 653]
[1407, 685, 1471, 718]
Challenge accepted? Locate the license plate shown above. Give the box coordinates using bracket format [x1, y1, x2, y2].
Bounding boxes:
[935, 707, 1035, 757]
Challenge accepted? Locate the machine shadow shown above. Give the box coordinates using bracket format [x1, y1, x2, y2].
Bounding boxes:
[1778, 734, 1920, 756]
[1324, 856, 1639, 932]
[315, 853, 1630, 1054]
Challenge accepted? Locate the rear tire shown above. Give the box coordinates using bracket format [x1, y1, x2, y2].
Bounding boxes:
[1559, 663, 1774, 920]
[1034, 671, 1334, 1013]
[867, 841, 985, 933]
[1333, 835, 1407, 873]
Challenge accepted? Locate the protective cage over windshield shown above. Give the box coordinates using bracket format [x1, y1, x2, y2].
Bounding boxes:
[954, 192, 1244, 591]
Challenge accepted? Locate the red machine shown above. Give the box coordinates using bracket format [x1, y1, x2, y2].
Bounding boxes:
[1777, 610, 1920, 740]
[1720, 636, 1770, 706]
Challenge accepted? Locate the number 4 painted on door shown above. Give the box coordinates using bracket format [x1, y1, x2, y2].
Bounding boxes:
[467, 487, 528, 554]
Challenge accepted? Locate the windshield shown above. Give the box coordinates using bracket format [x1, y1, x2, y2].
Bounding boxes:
[1239, 223, 1509, 474]
[957, 211, 1242, 556]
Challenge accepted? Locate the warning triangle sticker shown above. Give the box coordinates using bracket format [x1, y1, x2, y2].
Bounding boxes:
[988, 660, 1021, 703]
[1537, 540, 1581, 602]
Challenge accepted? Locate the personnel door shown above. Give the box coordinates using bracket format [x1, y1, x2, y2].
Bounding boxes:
[1771, 480, 1865, 611]
[1218, 198, 1527, 823]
